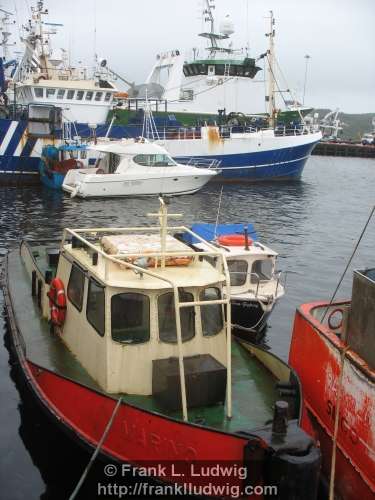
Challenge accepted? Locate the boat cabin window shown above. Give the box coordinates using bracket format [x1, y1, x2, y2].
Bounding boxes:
[109, 153, 121, 173]
[34, 87, 44, 98]
[133, 154, 177, 167]
[251, 260, 273, 283]
[228, 260, 248, 286]
[86, 91, 94, 101]
[76, 91, 84, 101]
[67, 90, 75, 99]
[67, 263, 85, 311]
[111, 293, 150, 344]
[200, 287, 223, 336]
[95, 92, 103, 101]
[86, 278, 105, 337]
[158, 291, 195, 343]
[104, 92, 112, 101]
[46, 88, 56, 98]
[57, 89, 65, 99]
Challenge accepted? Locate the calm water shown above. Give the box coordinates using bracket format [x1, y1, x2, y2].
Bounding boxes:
[0, 156, 374, 499]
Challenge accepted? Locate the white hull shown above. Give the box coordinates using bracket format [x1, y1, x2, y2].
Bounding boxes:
[62, 168, 215, 198]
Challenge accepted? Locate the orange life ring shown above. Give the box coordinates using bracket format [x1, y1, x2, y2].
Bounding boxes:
[47, 278, 67, 326]
[217, 234, 252, 247]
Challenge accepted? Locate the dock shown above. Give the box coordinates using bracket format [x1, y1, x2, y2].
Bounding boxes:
[312, 142, 375, 158]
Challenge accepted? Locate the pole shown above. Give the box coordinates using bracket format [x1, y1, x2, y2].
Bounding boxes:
[267, 11, 276, 128]
[303, 55, 311, 105]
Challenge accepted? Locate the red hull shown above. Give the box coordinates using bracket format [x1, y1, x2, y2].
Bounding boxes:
[26, 360, 266, 497]
[289, 302, 375, 500]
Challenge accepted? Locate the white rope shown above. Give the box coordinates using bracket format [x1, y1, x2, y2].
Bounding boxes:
[69, 396, 123, 500]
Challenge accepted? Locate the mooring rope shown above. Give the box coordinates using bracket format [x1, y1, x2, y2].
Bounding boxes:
[321, 204, 375, 323]
[68, 396, 123, 500]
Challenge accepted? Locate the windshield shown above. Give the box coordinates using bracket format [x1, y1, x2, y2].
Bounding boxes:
[133, 154, 177, 167]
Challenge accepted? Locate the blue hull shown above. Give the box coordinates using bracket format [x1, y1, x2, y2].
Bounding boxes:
[175, 141, 317, 181]
[0, 118, 319, 183]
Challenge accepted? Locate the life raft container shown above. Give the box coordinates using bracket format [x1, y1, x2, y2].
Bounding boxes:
[218, 234, 252, 247]
[47, 278, 67, 326]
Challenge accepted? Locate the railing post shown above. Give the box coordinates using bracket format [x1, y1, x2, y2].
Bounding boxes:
[174, 286, 188, 422]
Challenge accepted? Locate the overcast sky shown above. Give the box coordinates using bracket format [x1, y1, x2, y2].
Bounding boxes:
[9, 0, 375, 113]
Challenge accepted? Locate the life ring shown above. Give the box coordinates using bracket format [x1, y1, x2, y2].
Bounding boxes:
[218, 234, 252, 247]
[47, 278, 67, 326]
[327, 307, 343, 330]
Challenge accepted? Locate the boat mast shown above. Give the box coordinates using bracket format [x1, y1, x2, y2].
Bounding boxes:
[266, 11, 276, 128]
[0, 8, 15, 63]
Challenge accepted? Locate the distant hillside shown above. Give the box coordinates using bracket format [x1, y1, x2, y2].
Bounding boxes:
[312, 109, 375, 140]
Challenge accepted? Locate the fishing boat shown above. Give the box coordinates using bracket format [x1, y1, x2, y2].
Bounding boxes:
[2, 198, 321, 498]
[62, 140, 219, 198]
[39, 143, 91, 190]
[0, 1, 321, 185]
[118, 3, 322, 181]
[180, 223, 285, 340]
[288, 268, 375, 499]
[0, 1, 118, 184]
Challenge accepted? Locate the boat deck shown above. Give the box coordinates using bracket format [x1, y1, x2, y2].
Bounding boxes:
[7, 246, 283, 433]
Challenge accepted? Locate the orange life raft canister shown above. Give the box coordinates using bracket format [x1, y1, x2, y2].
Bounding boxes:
[48, 278, 67, 326]
[217, 234, 253, 247]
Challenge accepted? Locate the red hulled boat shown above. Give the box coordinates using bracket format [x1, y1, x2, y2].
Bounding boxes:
[3, 199, 321, 499]
[289, 268, 375, 500]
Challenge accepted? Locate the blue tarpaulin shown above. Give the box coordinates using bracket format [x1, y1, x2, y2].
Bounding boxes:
[183, 223, 258, 244]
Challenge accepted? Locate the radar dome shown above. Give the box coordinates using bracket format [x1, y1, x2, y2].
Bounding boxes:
[219, 15, 235, 36]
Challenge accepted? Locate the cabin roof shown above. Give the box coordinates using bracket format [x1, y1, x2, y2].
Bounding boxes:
[89, 141, 169, 156]
[195, 241, 278, 258]
[62, 228, 227, 289]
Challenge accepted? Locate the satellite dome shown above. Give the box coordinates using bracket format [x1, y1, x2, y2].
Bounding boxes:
[219, 15, 235, 36]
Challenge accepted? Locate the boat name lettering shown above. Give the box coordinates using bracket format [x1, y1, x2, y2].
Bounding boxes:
[122, 419, 197, 459]
[326, 400, 359, 445]
[232, 301, 259, 309]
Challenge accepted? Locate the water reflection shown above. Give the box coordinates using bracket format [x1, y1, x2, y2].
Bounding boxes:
[0, 157, 374, 498]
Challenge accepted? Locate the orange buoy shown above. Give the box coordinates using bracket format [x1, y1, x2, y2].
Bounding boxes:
[47, 278, 67, 326]
[217, 234, 252, 247]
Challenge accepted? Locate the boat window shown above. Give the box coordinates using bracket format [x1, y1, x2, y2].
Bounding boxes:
[34, 87, 44, 98]
[158, 291, 195, 343]
[57, 89, 65, 99]
[76, 90, 84, 100]
[95, 91, 103, 101]
[69, 150, 79, 159]
[251, 260, 272, 283]
[104, 92, 112, 101]
[67, 263, 85, 311]
[133, 154, 177, 167]
[86, 278, 105, 337]
[228, 260, 248, 286]
[200, 287, 223, 337]
[67, 90, 75, 99]
[86, 91, 94, 101]
[109, 153, 121, 173]
[46, 88, 56, 98]
[111, 293, 150, 344]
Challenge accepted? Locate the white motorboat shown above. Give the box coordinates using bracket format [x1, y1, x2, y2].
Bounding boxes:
[181, 223, 285, 340]
[62, 140, 219, 198]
